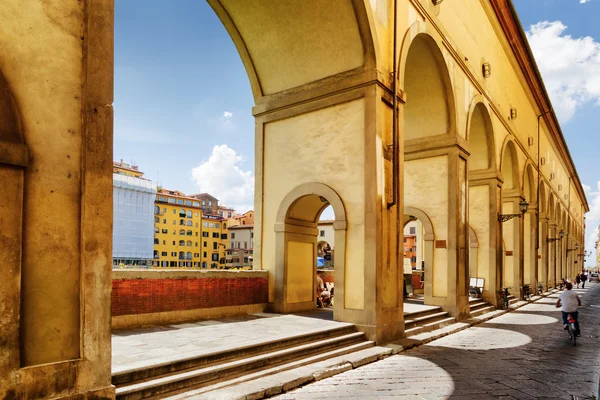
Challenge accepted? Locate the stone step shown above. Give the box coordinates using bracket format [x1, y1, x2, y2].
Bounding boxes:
[469, 305, 496, 318]
[404, 311, 450, 330]
[112, 324, 356, 386]
[404, 316, 456, 337]
[403, 306, 443, 320]
[166, 346, 394, 400]
[469, 301, 489, 310]
[163, 341, 381, 399]
[115, 331, 367, 400]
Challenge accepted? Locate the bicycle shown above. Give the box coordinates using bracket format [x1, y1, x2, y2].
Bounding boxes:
[498, 287, 510, 310]
[521, 284, 531, 301]
[566, 313, 577, 346]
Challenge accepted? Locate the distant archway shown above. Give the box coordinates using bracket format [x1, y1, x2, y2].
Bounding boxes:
[274, 183, 346, 315]
[403, 207, 435, 304]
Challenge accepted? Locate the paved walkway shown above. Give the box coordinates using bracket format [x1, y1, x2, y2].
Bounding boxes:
[112, 313, 352, 373]
[277, 283, 600, 399]
[112, 303, 437, 374]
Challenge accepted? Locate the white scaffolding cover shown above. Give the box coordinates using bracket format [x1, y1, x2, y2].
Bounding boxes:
[112, 174, 157, 259]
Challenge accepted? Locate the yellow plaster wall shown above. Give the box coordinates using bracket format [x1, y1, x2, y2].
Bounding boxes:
[286, 241, 315, 304]
[263, 99, 366, 310]
[405, 155, 448, 298]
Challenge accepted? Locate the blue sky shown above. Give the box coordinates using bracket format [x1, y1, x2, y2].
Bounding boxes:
[115, 1, 600, 264]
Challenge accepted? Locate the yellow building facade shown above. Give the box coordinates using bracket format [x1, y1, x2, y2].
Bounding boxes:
[200, 214, 228, 268]
[0, 1, 590, 397]
[153, 189, 203, 268]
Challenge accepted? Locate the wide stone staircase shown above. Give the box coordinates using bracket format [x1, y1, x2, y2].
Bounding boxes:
[113, 324, 376, 400]
[468, 297, 496, 317]
[403, 305, 456, 337]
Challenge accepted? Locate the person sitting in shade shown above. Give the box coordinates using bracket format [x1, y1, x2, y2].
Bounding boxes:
[316, 270, 331, 308]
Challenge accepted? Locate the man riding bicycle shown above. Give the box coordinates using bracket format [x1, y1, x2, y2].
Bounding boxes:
[555, 282, 581, 336]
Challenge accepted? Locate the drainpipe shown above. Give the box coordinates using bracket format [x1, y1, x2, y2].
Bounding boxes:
[387, 0, 398, 209]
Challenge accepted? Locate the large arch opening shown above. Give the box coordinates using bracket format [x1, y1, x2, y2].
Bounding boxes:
[402, 31, 455, 310]
[403, 33, 451, 141]
[466, 100, 497, 302]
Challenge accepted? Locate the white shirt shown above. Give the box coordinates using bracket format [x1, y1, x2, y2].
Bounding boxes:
[559, 290, 580, 312]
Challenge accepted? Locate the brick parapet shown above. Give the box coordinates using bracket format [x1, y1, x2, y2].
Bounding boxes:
[112, 270, 268, 317]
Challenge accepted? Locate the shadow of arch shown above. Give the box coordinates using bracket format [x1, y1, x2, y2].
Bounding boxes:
[274, 183, 347, 315]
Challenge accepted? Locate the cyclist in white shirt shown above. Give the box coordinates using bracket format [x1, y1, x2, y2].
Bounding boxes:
[555, 282, 581, 336]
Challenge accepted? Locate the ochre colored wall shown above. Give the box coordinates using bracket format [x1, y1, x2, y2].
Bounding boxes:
[262, 99, 366, 310]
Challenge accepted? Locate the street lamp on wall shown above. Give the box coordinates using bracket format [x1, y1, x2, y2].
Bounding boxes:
[547, 230, 565, 244]
[566, 243, 580, 253]
[498, 200, 529, 223]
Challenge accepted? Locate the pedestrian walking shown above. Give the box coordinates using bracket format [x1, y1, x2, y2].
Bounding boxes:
[581, 271, 587, 289]
[576, 274, 581, 289]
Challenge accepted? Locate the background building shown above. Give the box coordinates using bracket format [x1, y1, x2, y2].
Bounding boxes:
[112, 162, 157, 267]
[227, 224, 254, 269]
[190, 193, 219, 216]
[153, 189, 203, 267]
[228, 210, 255, 227]
[201, 214, 228, 268]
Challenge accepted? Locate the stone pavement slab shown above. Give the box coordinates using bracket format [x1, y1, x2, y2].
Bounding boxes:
[277, 282, 600, 399]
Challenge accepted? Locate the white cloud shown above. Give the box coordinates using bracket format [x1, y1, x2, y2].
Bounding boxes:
[580, 0, 591, 4]
[223, 111, 233, 119]
[191, 145, 254, 212]
[526, 21, 600, 122]
[583, 183, 592, 193]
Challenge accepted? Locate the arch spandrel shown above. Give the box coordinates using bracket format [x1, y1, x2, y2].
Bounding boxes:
[209, 0, 377, 100]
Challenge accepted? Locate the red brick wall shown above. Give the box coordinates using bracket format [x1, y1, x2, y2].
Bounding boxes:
[112, 277, 268, 316]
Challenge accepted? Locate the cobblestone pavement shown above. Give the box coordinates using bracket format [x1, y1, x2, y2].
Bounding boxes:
[277, 282, 600, 399]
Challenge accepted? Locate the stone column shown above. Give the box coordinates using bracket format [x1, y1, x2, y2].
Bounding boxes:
[502, 196, 524, 298]
[548, 224, 557, 287]
[539, 216, 549, 291]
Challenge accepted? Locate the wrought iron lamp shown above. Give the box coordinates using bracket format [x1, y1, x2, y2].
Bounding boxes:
[498, 200, 528, 223]
[566, 243, 580, 253]
[547, 230, 564, 243]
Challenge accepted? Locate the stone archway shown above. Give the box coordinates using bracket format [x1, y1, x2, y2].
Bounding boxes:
[274, 183, 347, 317]
[403, 207, 435, 306]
